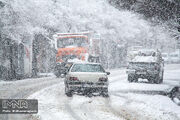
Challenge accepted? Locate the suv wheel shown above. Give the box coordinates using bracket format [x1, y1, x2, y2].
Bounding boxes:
[128, 75, 138, 82]
[148, 78, 154, 83]
[160, 71, 164, 83]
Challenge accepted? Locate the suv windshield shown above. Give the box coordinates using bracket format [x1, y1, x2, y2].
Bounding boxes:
[71, 64, 105, 72]
[129, 62, 157, 69]
[57, 37, 88, 48]
[138, 50, 156, 56]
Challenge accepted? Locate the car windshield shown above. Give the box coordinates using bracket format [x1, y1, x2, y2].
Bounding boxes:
[71, 64, 105, 72]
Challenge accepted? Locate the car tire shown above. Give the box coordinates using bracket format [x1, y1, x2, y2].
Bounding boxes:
[128, 74, 138, 82]
[148, 77, 154, 83]
[65, 85, 72, 97]
[128, 74, 133, 82]
[101, 92, 109, 97]
[101, 88, 109, 97]
[87, 92, 93, 97]
[154, 73, 161, 84]
[160, 71, 164, 83]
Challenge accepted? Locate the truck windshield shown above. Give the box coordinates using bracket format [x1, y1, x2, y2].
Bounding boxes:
[57, 37, 88, 48]
[71, 64, 105, 72]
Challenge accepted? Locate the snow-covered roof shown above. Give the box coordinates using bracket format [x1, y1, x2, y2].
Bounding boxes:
[131, 56, 157, 63]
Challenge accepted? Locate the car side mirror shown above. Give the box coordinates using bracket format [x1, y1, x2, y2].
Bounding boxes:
[106, 72, 110, 75]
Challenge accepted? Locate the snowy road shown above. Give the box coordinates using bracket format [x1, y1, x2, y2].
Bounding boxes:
[0, 64, 180, 120]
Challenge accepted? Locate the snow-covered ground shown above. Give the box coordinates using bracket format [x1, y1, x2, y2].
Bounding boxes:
[29, 84, 124, 120]
[28, 64, 180, 120]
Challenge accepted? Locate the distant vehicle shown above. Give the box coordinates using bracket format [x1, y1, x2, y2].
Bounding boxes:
[126, 49, 164, 84]
[169, 52, 180, 64]
[53, 32, 101, 77]
[64, 62, 110, 97]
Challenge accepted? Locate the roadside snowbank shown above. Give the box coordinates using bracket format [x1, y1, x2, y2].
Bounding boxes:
[110, 93, 180, 120]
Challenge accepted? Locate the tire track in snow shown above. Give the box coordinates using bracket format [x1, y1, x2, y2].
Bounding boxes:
[110, 90, 166, 96]
[105, 98, 134, 120]
[65, 95, 125, 120]
[64, 102, 84, 120]
[79, 99, 102, 120]
[109, 93, 180, 120]
[104, 96, 149, 120]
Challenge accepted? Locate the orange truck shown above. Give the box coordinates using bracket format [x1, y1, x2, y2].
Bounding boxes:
[53, 32, 100, 77]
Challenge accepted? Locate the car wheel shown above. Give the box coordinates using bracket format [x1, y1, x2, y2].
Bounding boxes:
[101, 92, 109, 97]
[87, 92, 93, 97]
[65, 85, 72, 97]
[148, 77, 154, 83]
[133, 76, 138, 82]
[128, 74, 134, 82]
[101, 87, 108, 97]
[154, 73, 161, 84]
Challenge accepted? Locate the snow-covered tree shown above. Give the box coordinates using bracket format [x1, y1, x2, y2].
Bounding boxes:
[0, 0, 177, 72]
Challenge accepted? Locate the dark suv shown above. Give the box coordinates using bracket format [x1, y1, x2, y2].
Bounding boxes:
[126, 49, 164, 84]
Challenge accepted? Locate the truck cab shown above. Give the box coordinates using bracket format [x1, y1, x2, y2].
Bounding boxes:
[53, 32, 101, 77]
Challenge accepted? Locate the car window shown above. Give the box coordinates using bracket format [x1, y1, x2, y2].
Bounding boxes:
[71, 64, 105, 72]
[138, 51, 156, 56]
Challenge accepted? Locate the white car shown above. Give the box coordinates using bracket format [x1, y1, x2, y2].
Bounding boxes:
[64, 62, 110, 97]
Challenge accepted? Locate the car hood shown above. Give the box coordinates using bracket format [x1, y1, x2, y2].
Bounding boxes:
[68, 72, 107, 82]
